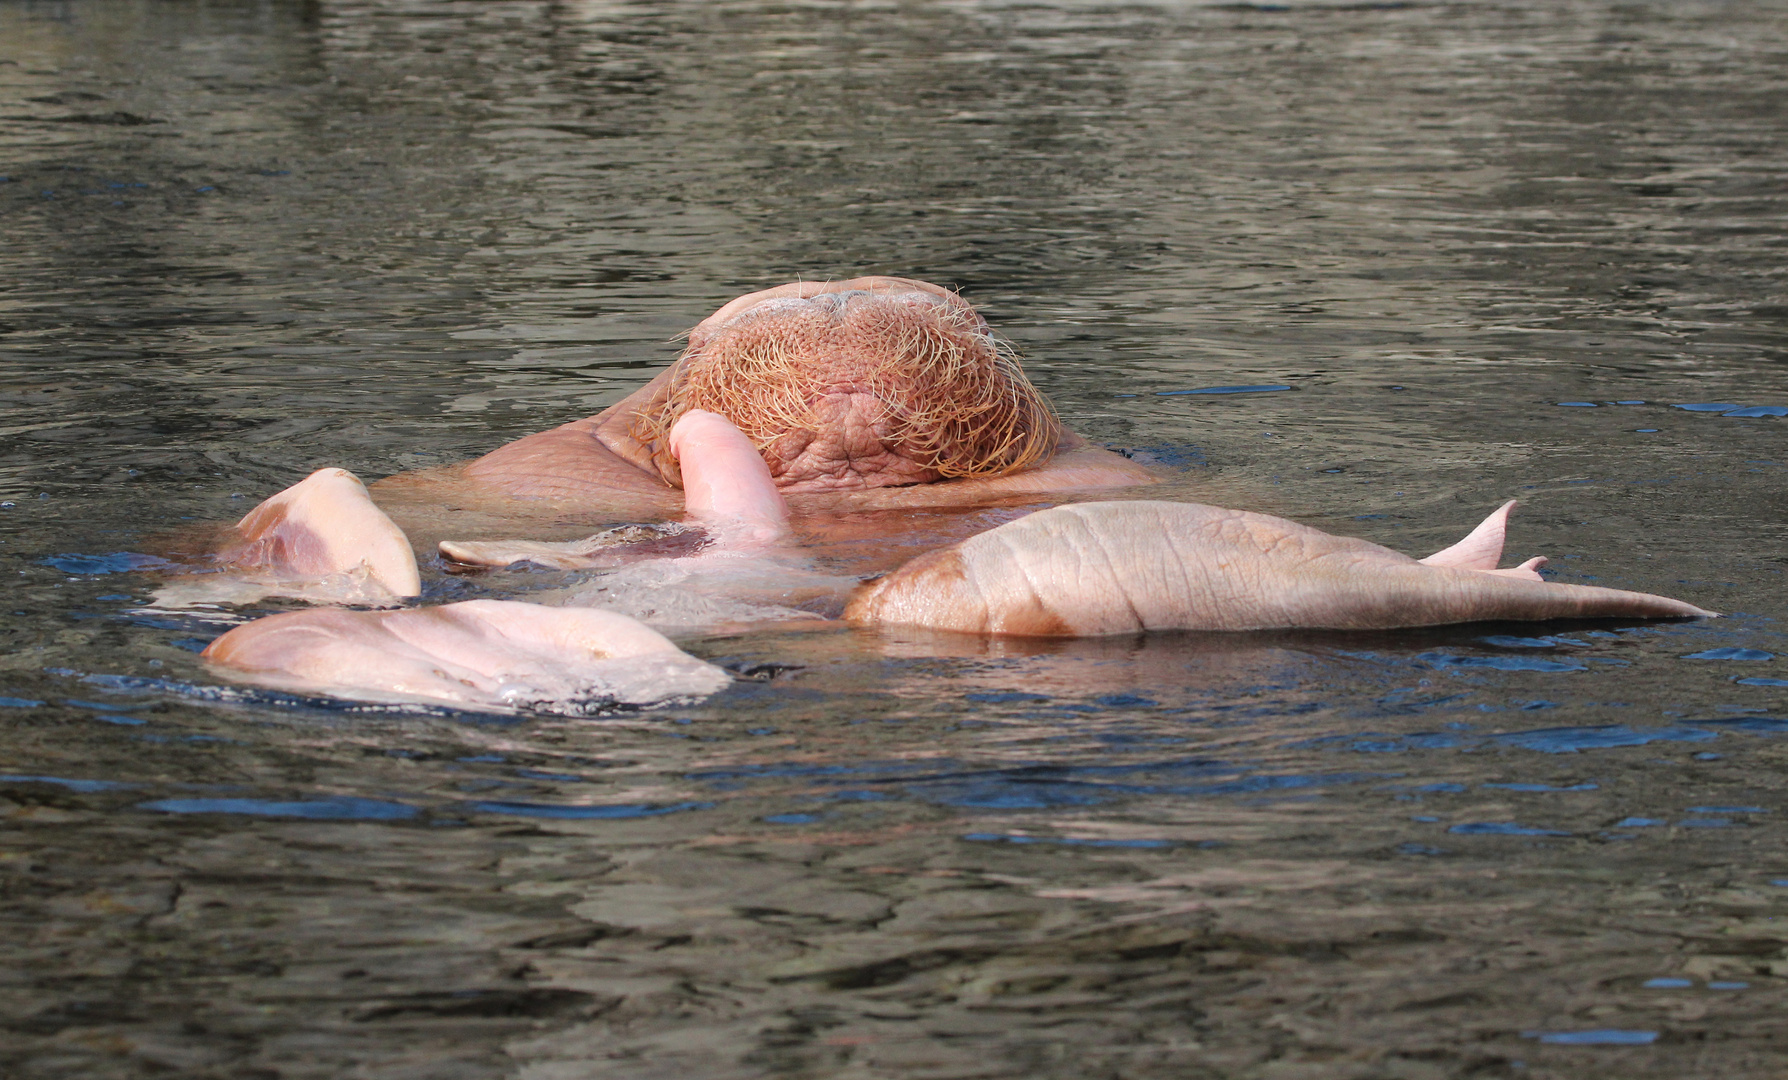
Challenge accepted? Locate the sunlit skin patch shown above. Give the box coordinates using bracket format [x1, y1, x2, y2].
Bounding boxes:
[629, 289, 1064, 494]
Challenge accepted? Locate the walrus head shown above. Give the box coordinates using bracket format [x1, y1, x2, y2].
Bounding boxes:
[626, 279, 1063, 495]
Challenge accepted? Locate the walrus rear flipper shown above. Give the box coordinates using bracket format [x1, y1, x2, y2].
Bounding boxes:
[846, 501, 1714, 636]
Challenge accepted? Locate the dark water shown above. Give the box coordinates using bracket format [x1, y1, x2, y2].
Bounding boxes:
[5, 1, 1788, 1076]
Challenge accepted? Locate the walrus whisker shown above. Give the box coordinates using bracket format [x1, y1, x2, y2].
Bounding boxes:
[630, 291, 1062, 488]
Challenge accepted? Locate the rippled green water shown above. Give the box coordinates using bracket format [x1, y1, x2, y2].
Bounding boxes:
[4, 1, 1788, 1077]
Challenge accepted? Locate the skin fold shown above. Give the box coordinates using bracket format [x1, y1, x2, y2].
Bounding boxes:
[175, 277, 1713, 709]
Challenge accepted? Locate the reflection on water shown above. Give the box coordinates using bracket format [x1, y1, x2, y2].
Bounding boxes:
[4, 0, 1788, 1076]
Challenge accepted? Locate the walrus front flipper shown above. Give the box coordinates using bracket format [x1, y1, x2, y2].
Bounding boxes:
[845, 501, 1715, 636]
[152, 469, 420, 608]
[202, 600, 730, 712]
[217, 467, 420, 598]
[221, 468, 420, 596]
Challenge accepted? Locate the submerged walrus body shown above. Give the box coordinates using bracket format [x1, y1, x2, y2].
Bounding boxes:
[171, 276, 1713, 712]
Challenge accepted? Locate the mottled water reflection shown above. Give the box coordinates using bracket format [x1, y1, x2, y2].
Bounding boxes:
[4, 0, 1788, 1077]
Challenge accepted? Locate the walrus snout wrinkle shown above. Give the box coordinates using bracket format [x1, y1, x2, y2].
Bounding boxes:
[844, 501, 1716, 636]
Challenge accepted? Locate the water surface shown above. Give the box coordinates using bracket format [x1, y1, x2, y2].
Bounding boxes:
[4, 1, 1788, 1077]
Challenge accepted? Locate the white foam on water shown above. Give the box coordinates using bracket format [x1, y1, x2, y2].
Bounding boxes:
[548, 548, 858, 631]
[148, 563, 407, 609]
[493, 652, 734, 714]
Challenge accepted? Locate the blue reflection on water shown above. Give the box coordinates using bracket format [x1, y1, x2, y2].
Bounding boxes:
[3, 774, 134, 792]
[1482, 782, 1598, 792]
[1156, 384, 1291, 396]
[39, 552, 171, 575]
[1523, 1029, 1657, 1045]
[1314, 720, 1730, 755]
[1322, 732, 1464, 752]
[66, 698, 139, 712]
[1480, 635, 1574, 649]
[468, 800, 711, 819]
[692, 753, 1389, 811]
[1419, 652, 1586, 673]
[1448, 822, 1571, 836]
[514, 769, 589, 782]
[139, 796, 417, 819]
[1489, 724, 1717, 753]
[1672, 402, 1788, 417]
[963, 833, 1177, 849]
[1696, 715, 1788, 735]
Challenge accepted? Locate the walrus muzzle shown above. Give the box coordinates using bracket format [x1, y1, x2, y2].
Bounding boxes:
[628, 288, 1064, 495]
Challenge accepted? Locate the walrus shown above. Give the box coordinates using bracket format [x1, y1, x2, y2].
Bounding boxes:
[178, 277, 1713, 713]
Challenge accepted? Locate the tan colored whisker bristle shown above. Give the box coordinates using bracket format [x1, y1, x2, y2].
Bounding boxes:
[630, 291, 1062, 487]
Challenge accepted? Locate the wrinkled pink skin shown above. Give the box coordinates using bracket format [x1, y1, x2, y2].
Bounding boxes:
[202, 599, 732, 711]
[202, 407, 1716, 712]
